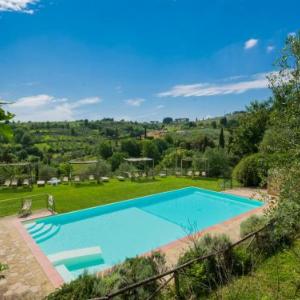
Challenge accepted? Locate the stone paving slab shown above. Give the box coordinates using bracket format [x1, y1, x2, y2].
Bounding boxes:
[0, 212, 54, 300]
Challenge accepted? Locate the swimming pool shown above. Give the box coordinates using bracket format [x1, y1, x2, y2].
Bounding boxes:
[24, 187, 263, 282]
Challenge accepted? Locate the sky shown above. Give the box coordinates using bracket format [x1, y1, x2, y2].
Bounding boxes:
[0, 0, 299, 122]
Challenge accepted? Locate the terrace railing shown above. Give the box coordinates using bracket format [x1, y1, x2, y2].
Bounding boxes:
[89, 221, 273, 300]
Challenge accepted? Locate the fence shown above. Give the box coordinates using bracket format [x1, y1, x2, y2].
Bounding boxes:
[89, 222, 272, 300]
[0, 193, 50, 217]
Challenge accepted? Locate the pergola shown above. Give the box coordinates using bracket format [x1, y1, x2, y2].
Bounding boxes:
[180, 157, 209, 175]
[0, 162, 34, 186]
[124, 157, 154, 177]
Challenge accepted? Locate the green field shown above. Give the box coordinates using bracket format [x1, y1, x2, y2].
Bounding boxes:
[0, 177, 223, 217]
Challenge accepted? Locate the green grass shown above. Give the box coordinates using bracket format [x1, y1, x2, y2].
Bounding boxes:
[0, 177, 222, 217]
[209, 240, 300, 299]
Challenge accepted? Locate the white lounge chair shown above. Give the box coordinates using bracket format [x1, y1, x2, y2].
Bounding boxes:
[194, 171, 200, 178]
[62, 176, 69, 184]
[187, 171, 193, 177]
[3, 179, 11, 187]
[22, 179, 30, 187]
[74, 176, 81, 183]
[19, 199, 32, 217]
[89, 175, 95, 181]
[202, 171, 207, 177]
[175, 171, 181, 177]
[117, 176, 125, 181]
[11, 178, 18, 187]
[37, 180, 45, 187]
[101, 177, 109, 182]
[159, 173, 167, 178]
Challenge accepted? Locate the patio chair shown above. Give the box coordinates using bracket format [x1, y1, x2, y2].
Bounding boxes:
[74, 176, 81, 184]
[101, 176, 109, 182]
[19, 199, 32, 217]
[3, 179, 11, 188]
[89, 175, 95, 182]
[194, 171, 200, 178]
[37, 180, 45, 187]
[201, 171, 207, 177]
[47, 195, 55, 214]
[22, 179, 30, 187]
[62, 176, 69, 184]
[187, 171, 193, 178]
[11, 178, 18, 187]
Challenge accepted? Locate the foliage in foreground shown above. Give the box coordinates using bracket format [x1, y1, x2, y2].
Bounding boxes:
[46, 252, 166, 300]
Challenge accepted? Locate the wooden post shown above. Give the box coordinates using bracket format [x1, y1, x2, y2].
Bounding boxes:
[174, 271, 181, 300]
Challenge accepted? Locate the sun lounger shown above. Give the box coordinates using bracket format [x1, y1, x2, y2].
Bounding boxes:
[117, 176, 125, 181]
[37, 180, 45, 187]
[22, 179, 30, 187]
[187, 171, 193, 177]
[11, 178, 18, 187]
[175, 171, 181, 177]
[47, 195, 55, 213]
[134, 173, 140, 180]
[101, 177, 109, 182]
[19, 199, 32, 217]
[159, 173, 167, 178]
[74, 176, 81, 183]
[202, 171, 207, 177]
[3, 179, 10, 187]
[194, 171, 200, 177]
[89, 175, 95, 181]
[62, 176, 69, 184]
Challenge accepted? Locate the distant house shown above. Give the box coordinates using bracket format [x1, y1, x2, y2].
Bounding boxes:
[175, 118, 189, 123]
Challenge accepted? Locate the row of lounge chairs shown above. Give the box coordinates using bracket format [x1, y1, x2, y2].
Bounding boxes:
[3, 178, 30, 188]
[175, 171, 207, 177]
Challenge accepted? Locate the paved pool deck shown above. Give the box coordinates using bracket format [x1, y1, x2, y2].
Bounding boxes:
[0, 188, 267, 299]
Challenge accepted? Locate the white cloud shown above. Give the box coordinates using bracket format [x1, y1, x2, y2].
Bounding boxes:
[288, 32, 296, 37]
[0, 0, 38, 14]
[244, 38, 258, 50]
[125, 98, 145, 107]
[266, 45, 275, 53]
[71, 97, 102, 108]
[11, 94, 53, 108]
[157, 73, 270, 98]
[8, 94, 102, 121]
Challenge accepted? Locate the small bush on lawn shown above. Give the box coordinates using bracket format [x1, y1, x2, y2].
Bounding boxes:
[176, 234, 233, 298]
[46, 252, 166, 300]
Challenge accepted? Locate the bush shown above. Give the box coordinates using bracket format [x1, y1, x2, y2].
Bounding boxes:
[203, 148, 231, 177]
[232, 153, 268, 186]
[177, 234, 233, 297]
[240, 215, 267, 238]
[46, 252, 166, 300]
[38, 164, 57, 180]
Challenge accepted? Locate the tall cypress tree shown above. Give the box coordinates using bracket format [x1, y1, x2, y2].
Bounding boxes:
[219, 127, 225, 148]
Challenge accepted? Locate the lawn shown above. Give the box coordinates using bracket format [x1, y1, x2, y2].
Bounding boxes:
[0, 177, 223, 217]
[209, 240, 300, 299]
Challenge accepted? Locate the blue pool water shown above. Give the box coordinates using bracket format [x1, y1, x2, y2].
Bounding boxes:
[24, 187, 262, 282]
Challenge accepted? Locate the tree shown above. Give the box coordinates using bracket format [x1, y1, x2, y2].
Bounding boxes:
[109, 152, 125, 171]
[142, 140, 160, 163]
[162, 117, 173, 124]
[229, 100, 271, 158]
[211, 121, 217, 129]
[219, 127, 225, 148]
[121, 139, 141, 157]
[0, 103, 13, 140]
[97, 141, 113, 159]
[265, 32, 300, 154]
[220, 117, 227, 127]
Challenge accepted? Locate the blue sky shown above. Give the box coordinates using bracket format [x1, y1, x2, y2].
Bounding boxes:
[0, 0, 299, 122]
